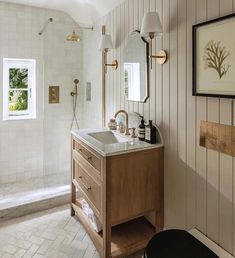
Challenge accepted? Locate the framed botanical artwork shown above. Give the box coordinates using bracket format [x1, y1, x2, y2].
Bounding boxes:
[193, 13, 235, 98]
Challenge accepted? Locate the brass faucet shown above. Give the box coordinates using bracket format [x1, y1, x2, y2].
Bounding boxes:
[114, 110, 130, 135]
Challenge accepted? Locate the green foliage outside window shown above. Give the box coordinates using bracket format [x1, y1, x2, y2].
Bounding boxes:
[9, 91, 28, 111]
[9, 68, 28, 88]
[124, 69, 128, 97]
[8, 68, 28, 111]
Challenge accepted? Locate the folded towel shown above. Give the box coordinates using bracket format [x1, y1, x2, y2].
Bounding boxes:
[79, 198, 102, 233]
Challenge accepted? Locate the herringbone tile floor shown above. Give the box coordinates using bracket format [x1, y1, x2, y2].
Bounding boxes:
[0, 205, 143, 258]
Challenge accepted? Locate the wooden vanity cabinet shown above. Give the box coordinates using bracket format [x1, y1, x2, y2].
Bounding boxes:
[71, 135, 164, 258]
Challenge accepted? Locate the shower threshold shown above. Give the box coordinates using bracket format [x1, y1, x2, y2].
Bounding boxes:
[0, 173, 70, 222]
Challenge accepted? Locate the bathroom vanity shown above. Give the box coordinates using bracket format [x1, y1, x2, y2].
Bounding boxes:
[71, 129, 164, 258]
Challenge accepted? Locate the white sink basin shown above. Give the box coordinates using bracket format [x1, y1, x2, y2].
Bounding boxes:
[88, 131, 131, 145]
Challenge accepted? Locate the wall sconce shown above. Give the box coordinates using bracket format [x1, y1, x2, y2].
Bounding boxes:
[98, 34, 118, 72]
[141, 12, 167, 68]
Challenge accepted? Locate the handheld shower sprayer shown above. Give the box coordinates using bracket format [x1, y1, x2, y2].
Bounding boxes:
[70, 79, 79, 130]
[71, 79, 79, 96]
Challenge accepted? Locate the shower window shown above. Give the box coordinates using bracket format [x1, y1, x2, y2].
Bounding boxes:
[3, 58, 36, 120]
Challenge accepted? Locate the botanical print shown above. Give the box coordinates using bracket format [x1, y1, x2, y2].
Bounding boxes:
[203, 40, 230, 79]
[194, 16, 235, 97]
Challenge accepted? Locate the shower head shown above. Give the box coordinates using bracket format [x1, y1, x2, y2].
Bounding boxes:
[66, 31, 81, 42]
[74, 79, 79, 85]
[38, 18, 53, 35]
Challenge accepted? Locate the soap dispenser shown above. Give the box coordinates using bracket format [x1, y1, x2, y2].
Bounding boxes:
[138, 117, 145, 141]
[145, 120, 156, 144]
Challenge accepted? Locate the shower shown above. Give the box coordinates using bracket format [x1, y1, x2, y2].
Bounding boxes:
[70, 79, 79, 130]
[0, 5, 87, 224]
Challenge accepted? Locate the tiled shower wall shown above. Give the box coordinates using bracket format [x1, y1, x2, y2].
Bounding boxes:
[82, 0, 235, 255]
[0, 2, 83, 183]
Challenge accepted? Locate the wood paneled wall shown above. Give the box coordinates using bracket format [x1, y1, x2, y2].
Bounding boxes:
[97, 0, 235, 255]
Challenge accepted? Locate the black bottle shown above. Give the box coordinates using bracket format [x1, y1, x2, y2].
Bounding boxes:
[138, 117, 145, 141]
[145, 120, 156, 144]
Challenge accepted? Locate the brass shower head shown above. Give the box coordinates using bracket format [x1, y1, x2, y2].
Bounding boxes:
[66, 31, 81, 42]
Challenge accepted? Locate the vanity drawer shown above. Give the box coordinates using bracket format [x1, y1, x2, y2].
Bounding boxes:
[73, 139, 101, 174]
[74, 161, 101, 215]
[73, 148, 101, 181]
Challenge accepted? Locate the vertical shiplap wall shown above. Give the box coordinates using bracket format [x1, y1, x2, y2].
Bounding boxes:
[97, 0, 235, 255]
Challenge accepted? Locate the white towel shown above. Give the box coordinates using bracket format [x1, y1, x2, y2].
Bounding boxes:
[79, 198, 102, 233]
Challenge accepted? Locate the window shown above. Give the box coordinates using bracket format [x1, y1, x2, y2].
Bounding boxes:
[3, 58, 36, 120]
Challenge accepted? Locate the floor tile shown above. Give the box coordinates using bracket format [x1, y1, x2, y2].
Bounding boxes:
[0, 205, 144, 258]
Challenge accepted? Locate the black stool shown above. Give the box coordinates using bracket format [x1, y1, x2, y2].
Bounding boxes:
[144, 229, 219, 258]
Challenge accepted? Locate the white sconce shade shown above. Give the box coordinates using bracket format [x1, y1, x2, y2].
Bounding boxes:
[98, 34, 114, 51]
[140, 12, 166, 68]
[140, 12, 163, 37]
[99, 32, 118, 71]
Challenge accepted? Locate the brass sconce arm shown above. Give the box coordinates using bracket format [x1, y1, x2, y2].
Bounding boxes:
[149, 51, 167, 66]
[105, 60, 118, 70]
[151, 54, 166, 58]
[102, 49, 118, 72]
[103, 43, 118, 73]
[149, 33, 167, 68]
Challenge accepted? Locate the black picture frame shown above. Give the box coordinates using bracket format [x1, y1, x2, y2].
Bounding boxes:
[193, 13, 235, 98]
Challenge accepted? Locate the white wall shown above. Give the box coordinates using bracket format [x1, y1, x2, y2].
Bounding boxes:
[82, 25, 103, 129]
[85, 0, 235, 255]
[0, 2, 83, 183]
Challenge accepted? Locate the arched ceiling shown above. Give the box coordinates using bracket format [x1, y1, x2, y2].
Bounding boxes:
[0, 0, 125, 25]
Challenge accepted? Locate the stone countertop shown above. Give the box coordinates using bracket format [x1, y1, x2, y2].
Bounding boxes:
[71, 128, 163, 157]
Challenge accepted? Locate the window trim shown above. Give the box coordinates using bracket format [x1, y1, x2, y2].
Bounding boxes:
[3, 58, 36, 121]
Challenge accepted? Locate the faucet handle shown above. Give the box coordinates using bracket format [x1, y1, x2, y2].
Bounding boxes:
[125, 127, 131, 136]
[119, 122, 126, 134]
[108, 118, 117, 130]
[130, 128, 136, 138]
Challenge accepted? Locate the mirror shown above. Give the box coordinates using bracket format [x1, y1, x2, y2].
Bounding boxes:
[124, 31, 149, 102]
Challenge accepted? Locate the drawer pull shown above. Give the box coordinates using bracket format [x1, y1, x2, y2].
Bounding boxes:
[78, 149, 92, 160]
[78, 176, 92, 191]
